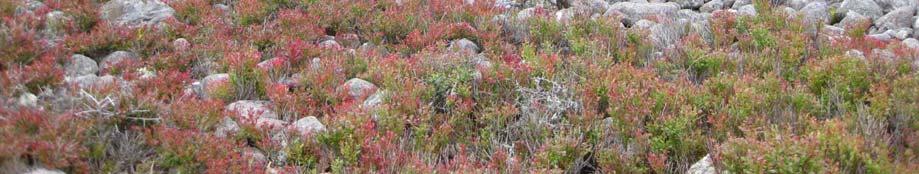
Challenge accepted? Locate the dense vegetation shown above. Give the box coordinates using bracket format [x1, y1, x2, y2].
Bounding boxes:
[1, 0, 918, 173]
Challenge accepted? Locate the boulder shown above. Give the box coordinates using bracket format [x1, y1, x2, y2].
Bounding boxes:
[700, 0, 724, 13]
[289, 116, 326, 136]
[24, 168, 65, 174]
[256, 57, 288, 72]
[670, 0, 705, 9]
[874, 7, 916, 31]
[800, 1, 830, 25]
[214, 116, 240, 137]
[100, 0, 175, 27]
[99, 51, 138, 72]
[571, 0, 610, 15]
[173, 38, 190, 52]
[17, 93, 38, 108]
[362, 91, 387, 109]
[738, 4, 757, 16]
[318, 39, 342, 50]
[903, 38, 919, 50]
[731, 0, 751, 9]
[838, 0, 884, 19]
[876, 0, 918, 13]
[604, 2, 681, 24]
[226, 100, 279, 120]
[341, 78, 377, 101]
[837, 11, 871, 29]
[68, 75, 117, 89]
[555, 8, 575, 24]
[883, 28, 913, 40]
[687, 154, 715, 174]
[201, 73, 230, 98]
[65, 54, 99, 77]
[448, 38, 480, 54]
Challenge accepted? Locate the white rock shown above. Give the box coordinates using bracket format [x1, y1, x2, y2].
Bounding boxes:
[68, 74, 117, 89]
[226, 100, 279, 120]
[362, 91, 386, 109]
[25, 168, 65, 174]
[687, 154, 715, 174]
[289, 116, 326, 135]
[65, 54, 99, 77]
[884, 28, 913, 40]
[17, 93, 38, 108]
[215, 116, 240, 137]
[555, 8, 575, 24]
[846, 49, 866, 60]
[319, 39, 341, 49]
[670, 0, 705, 9]
[100, 0, 175, 27]
[201, 73, 230, 98]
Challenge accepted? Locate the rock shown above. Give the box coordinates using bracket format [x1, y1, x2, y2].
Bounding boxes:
[903, 38, 919, 49]
[555, 8, 575, 24]
[289, 116, 326, 136]
[800, 1, 830, 25]
[731, 0, 751, 9]
[318, 39, 341, 50]
[226, 100, 279, 120]
[737, 4, 757, 16]
[214, 116, 240, 137]
[571, 0, 610, 15]
[687, 154, 715, 174]
[362, 91, 386, 109]
[100, 0, 175, 27]
[604, 2, 681, 24]
[200, 73, 229, 98]
[17, 93, 38, 108]
[43, 11, 70, 37]
[256, 57, 288, 72]
[65, 54, 99, 77]
[868, 33, 893, 41]
[877, 0, 918, 13]
[136, 67, 156, 79]
[671, 0, 705, 9]
[845, 49, 866, 60]
[875, 7, 916, 31]
[837, 11, 871, 29]
[15, 0, 46, 15]
[838, 0, 884, 19]
[700, 0, 724, 13]
[24, 168, 65, 174]
[517, 7, 539, 20]
[242, 148, 268, 165]
[341, 78, 377, 101]
[173, 38, 190, 52]
[68, 75, 117, 89]
[494, 0, 517, 8]
[256, 117, 287, 131]
[884, 28, 913, 40]
[448, 38, 480, 54]
[787, 0, 810, 10]
[915, 17, 919, 38]
[100, 51, 138, 72]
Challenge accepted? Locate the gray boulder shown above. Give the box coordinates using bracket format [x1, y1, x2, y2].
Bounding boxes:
[362, 91, 387, 109]
[604, 2, 681, 24]
[214, 116, 239, 137]
[100, 51, 138, 72]
[100, 0, 175, 27]
[838, 0, 884, 19]
[65, 54, 99, 77]
[448, 38, 480, 54]
[17, 93, 38, 108]
[24, 168, 65, 174]
[875, 7, 916, 31]
[289, 116, 326, 136]
[800, 1, 830, 25]
[226, 100, 279, 120]
[701, 0, 724, 13]
[903, 38, 919, 50]
[342, 78, 377, 101]
[837, 11, 871, 29]
[731, 0, 751, 9]
[876, 0, 918, 13]
[68, 74, 117, 89]
[670, 0, 705, 9]
[173, 38, 190, 52]
[738, 4, 757, 16]
[883, 28, 913, 40]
